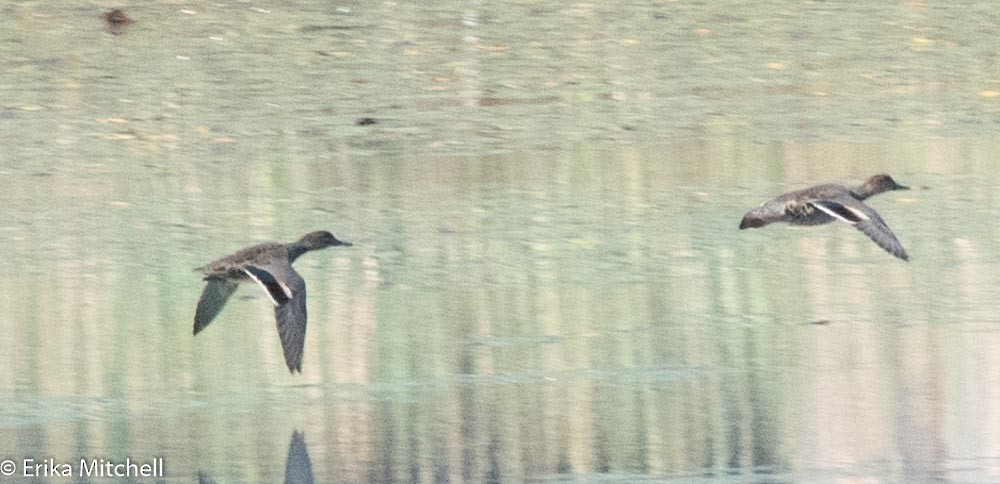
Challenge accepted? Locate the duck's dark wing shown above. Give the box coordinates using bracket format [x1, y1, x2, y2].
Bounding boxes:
[810, 198, 909, 261]
[243, 266, 293, 305]
[194, 279, 239, 334]
[275, 268, 307, 373]
[244, 263, 307, 373]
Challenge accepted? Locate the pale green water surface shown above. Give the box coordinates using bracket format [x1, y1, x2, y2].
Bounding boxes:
[2, 1, 1000, 483]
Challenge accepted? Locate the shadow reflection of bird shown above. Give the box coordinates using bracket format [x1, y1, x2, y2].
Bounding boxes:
[285, 431, 315, 484]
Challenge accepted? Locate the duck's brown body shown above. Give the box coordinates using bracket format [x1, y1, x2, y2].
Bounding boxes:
[739, 175, 910, 260]
[193, 231, 352, 372]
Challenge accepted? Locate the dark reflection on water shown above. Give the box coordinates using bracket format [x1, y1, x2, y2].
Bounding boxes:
[197, 431, 314, 484]
[196, 431, 314, 484]
[284, 432, 315, 484]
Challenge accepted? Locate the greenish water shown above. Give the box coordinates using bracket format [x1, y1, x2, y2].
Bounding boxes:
[3, 1, 1000, 483]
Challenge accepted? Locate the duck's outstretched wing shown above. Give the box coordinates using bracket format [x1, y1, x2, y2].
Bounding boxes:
[243, 265, 293, 305]
[194, 279, 239, 334]
[810, 198, 909, 261]
[274, 269, 307, 373]
[244, 264, 307, 373]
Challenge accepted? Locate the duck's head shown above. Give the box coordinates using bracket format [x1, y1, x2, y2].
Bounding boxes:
[297, 230, 352, 250]
[864, 174, 909, 195]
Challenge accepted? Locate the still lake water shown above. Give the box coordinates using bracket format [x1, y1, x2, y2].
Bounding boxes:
[3, 1, 1000, 482]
